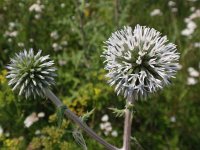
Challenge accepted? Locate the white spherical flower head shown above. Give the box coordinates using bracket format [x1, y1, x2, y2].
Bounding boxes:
[102, 25, 180, 101]
[7, 49, 56, 99]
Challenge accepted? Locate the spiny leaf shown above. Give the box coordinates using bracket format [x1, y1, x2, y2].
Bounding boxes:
[131, 136, 144, 150]
[56, 105, 67, 128]
[81, 108, 95, 122]
[109, 107, 125, 117]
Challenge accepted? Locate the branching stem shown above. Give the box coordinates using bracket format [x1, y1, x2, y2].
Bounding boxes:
[45, 89, 119, 150]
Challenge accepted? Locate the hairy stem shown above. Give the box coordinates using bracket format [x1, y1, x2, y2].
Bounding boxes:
[45, 89, 119, 150]
[122, 96, 134, 150]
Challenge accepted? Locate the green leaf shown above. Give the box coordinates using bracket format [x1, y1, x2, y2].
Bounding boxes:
[56, 105, 67, 128]
[109, 107, 125, 117]
[81, 108, 95, 122]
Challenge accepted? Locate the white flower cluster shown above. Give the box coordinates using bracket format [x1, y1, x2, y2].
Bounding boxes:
[4, 22, 18, 43]
[150, 9, 162, 17]
[29, 0, 44, 19]
[187, 67, 199, 85]
[100, 114, 118, 137]
[24, 112, 45, 128]
[168, 1, 178, 13]
[181, 9, 200, 37]
[6, 49, 56, 99]
[102, 25, 180, 100]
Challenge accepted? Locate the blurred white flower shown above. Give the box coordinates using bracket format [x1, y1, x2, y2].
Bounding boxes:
[0, 125, 3, 136]
[171, 8, 178, 13]
[101, 114, 109, 122]
[170, 116, 176, 123]
[181, 28, 194, 36]
[38, 112, 45, 118]
[8, 22, 16, 30]
[24, 112, 39, 128]
[29, 38, 34, 43]
[111, 130, 118, 137]
[50, 31, 59, 40]
[58, 60, 67, 66]
[168, 1, 176, 7]
[187, 77, 198, 85]
[4, 30, 18, 38]
[61, 3, 66, 8]
[29, 3, 44, 13]
[52, 43, 62, 51]
[8, 38, 12, 43]
[34, 14, 41, 19]
[35, 130, 41, 135]
[188, 67, 199, 77]
[190, 7, 196, 12]
[61, 41, 68, 46]
[187, 21, 197, 30]
[5, 132, 10, 137]
[150, 9, 162, 16]
[18, 42, 24, 48]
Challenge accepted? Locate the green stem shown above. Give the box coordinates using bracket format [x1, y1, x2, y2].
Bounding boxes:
[44, 89, 119, 150]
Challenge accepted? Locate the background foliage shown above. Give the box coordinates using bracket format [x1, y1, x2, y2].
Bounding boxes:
[0, 0, 200, 149]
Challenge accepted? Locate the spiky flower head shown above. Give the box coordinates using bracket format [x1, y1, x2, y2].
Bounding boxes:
[6, 49, 56, 99]
[102, 25, 180, 101]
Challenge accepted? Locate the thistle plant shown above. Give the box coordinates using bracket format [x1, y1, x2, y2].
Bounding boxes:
[6, 24, 179, 150]
[102, 24, 180, 150]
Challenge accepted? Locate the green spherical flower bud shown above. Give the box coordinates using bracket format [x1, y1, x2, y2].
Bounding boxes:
[6, 49, 56, 99]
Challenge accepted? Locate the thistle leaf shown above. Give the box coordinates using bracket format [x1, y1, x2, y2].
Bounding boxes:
[81, 108, 95, 122]
[109, 107, 125, 117]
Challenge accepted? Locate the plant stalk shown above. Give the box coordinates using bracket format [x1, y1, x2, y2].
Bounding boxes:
[122, 96, 134, 150]
[45, 89, 119, 150]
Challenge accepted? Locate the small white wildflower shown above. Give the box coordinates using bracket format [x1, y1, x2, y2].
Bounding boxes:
[168, 1, 176, 7]
[35, 130, 41, 135]
[187, 77, 198, 85]
[111, 130, 118, 137]
[18, 42, 24, 48]
[190, 7, 196, 12]
[38, 112, 45, 118]
[29, 3, 44, 13]
[101, 114, 109, 122]
[34, 14, 41, 19]
[58, 60, 67, 66]
[50, 31, 59, 40]
[5, 132, 10, 137]
[187, 21, 197, 30]
[150, 9, 162, 16]
[8, 38, 12, 43]
[6, 49, 56, 99]
[9, 22, 16, 30]
[170, 116, 176, 123]
[102, 25, 180, 100]
[100, 123, 106, 130]
[29, 38, 34, 43]
[24, 112, 39, 128]
[60, 3, 66, 8]
[181, 28, 194, 36]
[171, 8, 178, 13]
[188, 67, 199, 77]
[193, 42, 200, 48]
[52, 43, 62, 51]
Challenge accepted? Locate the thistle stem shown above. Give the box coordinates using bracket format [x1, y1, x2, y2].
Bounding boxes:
[45, 89, 119, 150]
[122, 97, 134, 150]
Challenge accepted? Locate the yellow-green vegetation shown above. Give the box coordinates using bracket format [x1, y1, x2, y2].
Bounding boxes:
[0, 0, 200, 150]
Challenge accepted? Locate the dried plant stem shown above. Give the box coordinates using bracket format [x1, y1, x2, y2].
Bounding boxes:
[45, 89, 119, 150]
[122, 96, 134, 150]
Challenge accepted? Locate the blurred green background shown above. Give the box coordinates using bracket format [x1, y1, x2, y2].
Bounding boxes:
[0, 0, 200, 149]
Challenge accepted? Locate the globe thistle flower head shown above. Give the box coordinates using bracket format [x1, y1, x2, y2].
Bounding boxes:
[6, 49, 56, 99]
[102, 25, 180, 101]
